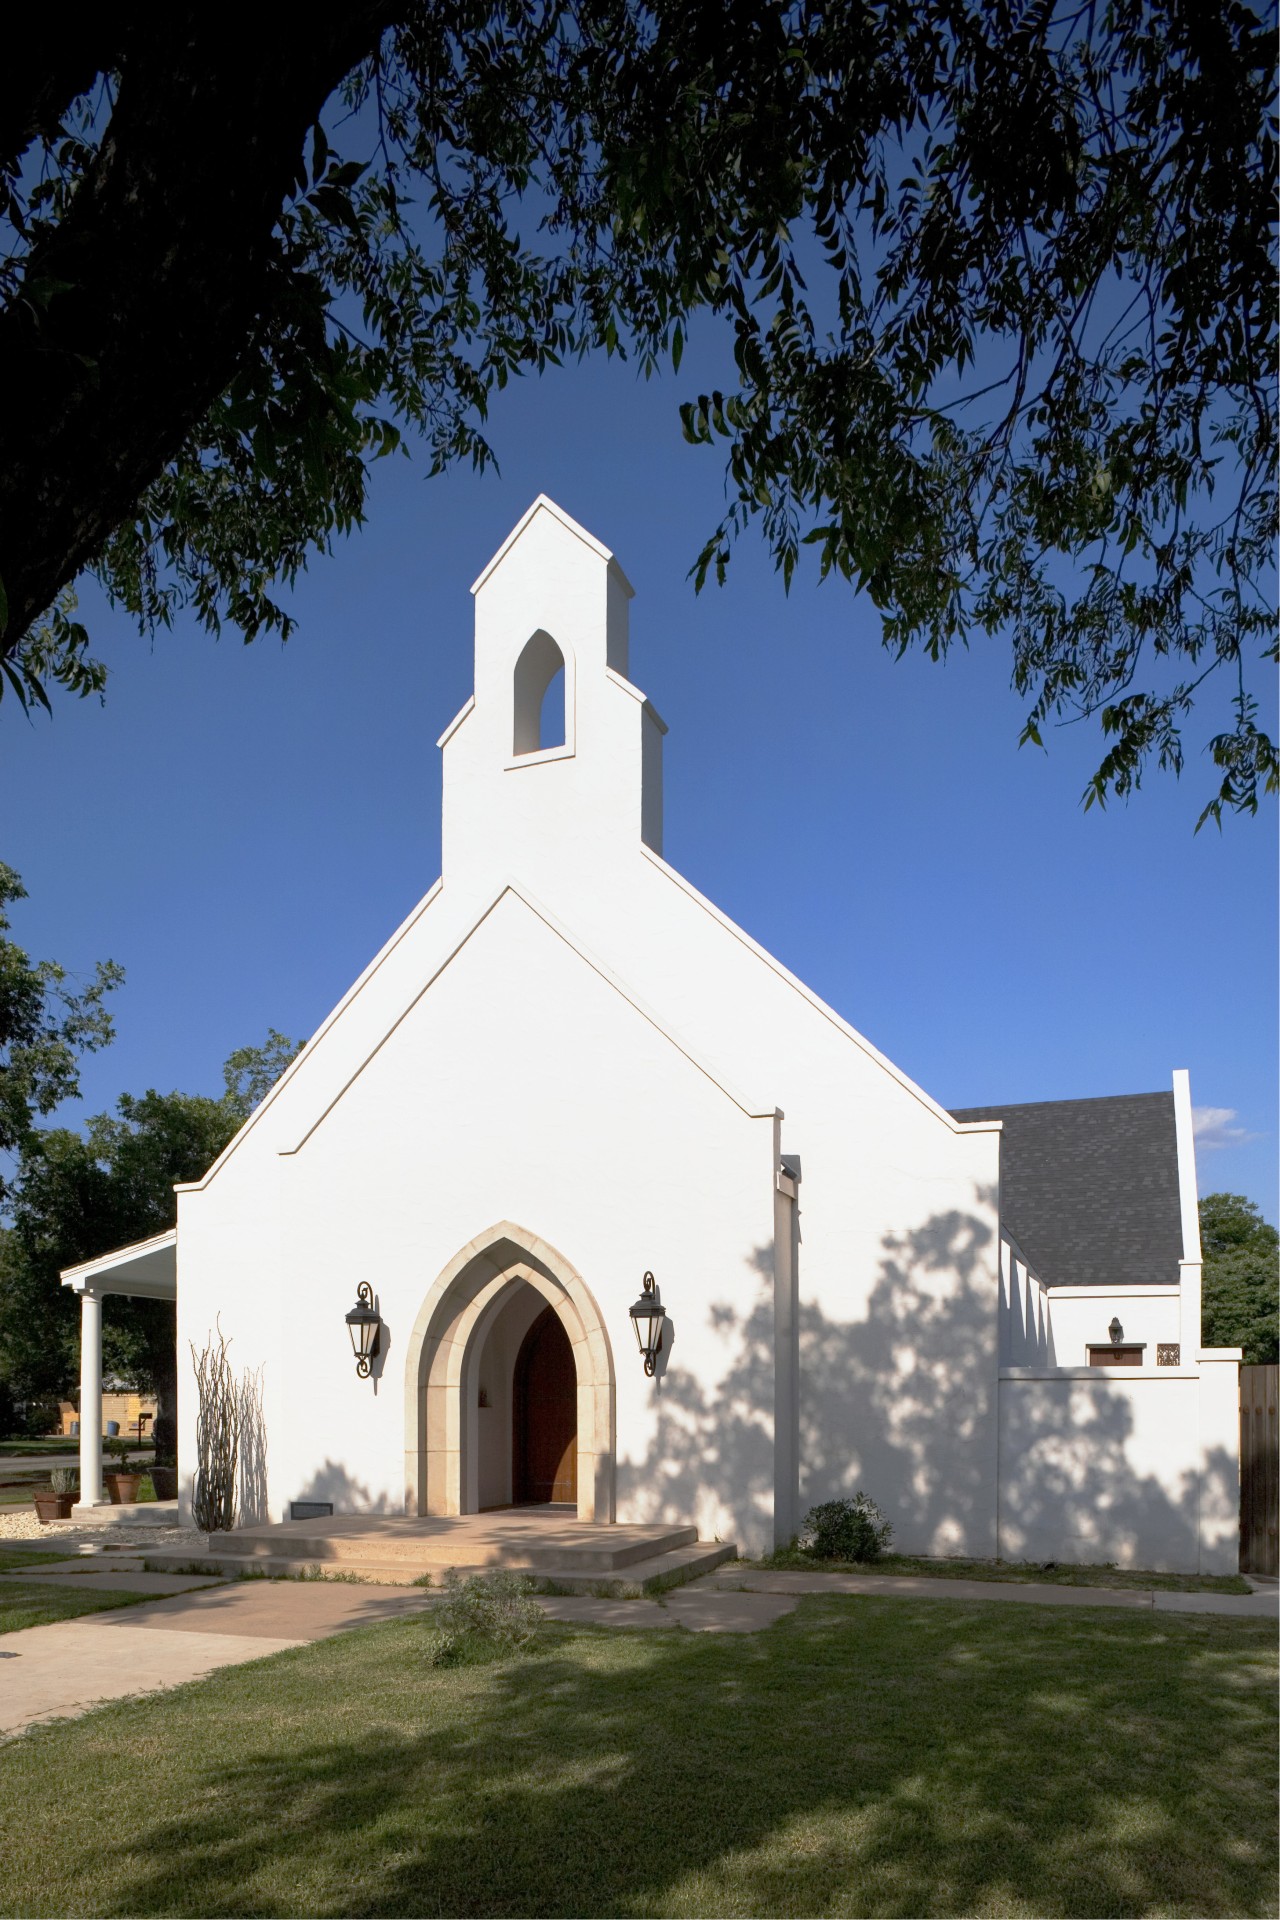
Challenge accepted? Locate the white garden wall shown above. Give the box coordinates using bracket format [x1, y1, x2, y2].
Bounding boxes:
[998, 1357, 1241, 1573]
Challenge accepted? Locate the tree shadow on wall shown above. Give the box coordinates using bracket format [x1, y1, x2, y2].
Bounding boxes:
[623, 1200, 1213, 1562]
[293, 1459, 396, 1514]
[238, 1366, 268, 1525]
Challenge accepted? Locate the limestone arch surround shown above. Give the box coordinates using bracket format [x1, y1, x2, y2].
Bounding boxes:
[404, 1222, 616, 1521]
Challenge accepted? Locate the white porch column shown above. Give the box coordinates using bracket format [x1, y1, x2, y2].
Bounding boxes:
[78, 1288, 104, 1507]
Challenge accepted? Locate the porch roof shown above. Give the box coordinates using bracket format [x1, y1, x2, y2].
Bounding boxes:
[60, 1228, 177, 1300]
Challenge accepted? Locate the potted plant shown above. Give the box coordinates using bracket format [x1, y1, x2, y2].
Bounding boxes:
[103, 1435, 143, 1505]
[32, 1467, 77, 1523]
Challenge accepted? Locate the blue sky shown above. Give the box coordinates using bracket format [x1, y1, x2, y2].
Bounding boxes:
[2, 333, 1276, 1221]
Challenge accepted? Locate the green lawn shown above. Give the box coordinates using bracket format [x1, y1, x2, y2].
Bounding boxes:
[0, 1548, 76, 1573]
[0, 1582, 152, 1634]
[1, 1595, 1274, 1917]
[0, 1438, 80, 1456]
[751, 1548, 1253, 1594]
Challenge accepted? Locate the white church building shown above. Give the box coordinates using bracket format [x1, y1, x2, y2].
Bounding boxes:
[63, 496, 1242, 1572]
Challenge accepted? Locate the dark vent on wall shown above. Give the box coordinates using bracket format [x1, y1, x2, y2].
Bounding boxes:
[290, 1501, 334, 1521]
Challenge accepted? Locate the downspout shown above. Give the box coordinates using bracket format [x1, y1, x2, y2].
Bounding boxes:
[773, 1117, 801, 1550]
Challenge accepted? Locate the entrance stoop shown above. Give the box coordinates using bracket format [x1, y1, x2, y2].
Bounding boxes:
[142, 1509, 735, 1595]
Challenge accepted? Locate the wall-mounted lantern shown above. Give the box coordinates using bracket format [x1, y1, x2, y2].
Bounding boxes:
[345, 1283, 382, 1379]
[1108, 1316, 1123, 1345]
[629, 1271, 665, 1377]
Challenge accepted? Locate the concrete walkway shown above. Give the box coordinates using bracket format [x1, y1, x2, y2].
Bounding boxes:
[539, 1589, 798, 1633]
[0, 1581, 437, 1740]
[3, 1558, 1272, 1742]
[0, 1556, 224, 1599]
[690, 1567, 1280, 1618]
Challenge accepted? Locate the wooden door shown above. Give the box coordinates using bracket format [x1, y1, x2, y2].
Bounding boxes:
[513, 1306, 577, 1505]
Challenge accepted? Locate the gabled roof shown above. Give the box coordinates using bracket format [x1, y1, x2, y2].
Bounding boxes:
[949, 1092, 1181, 1288]
[469, 494, 635, 597]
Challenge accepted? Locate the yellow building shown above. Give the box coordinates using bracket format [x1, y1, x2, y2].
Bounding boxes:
[57, 1389, 157, 1439]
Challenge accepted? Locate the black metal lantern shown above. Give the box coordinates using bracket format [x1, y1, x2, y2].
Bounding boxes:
[629, 1271, 665, 1377]
[345, 1282, 382, 1378]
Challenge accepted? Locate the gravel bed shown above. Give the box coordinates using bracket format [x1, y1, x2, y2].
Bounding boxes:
[0, 1510, 185, 1550]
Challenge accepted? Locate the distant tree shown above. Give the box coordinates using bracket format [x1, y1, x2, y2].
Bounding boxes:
[0, 862, 121, 1204]
[222, 1028, 304, 1118]
[1200, 1192, 1278, 1365]
[0, 1032, 300, 1438]
[0, 4, 1274, 822]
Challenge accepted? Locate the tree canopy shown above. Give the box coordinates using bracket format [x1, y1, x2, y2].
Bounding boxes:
[223, 1029, 306, 1118]
[1200, 1190, 1278, 1364]
[0, 862, 121, 1205]
[0, 1032, 303, 1433]
[0, 3, 1274, 823]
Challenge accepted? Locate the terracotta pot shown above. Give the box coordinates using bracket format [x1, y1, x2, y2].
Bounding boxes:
[104, 1472, 142, 1506]
[149, 1466, 178, 1500]
[32, 1491, 75, 1523]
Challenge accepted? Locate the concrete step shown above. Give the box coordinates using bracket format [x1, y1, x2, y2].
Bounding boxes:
[64, 1500, 180, 1528]
[168, 1520, 698, 1573]
[142, 1538, 735, 1596]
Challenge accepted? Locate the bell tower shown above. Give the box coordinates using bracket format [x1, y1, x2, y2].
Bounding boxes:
[439, 496, 666, 891]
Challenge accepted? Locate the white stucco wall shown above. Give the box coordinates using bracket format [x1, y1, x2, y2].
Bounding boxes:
[998, 1357, 1241, 1573]
[1045, 1287, 1182, 1365]
[1001, 1240, 1184, 1367]
[172, 495, 1230, 1572]
[180, 886, 783, 1552]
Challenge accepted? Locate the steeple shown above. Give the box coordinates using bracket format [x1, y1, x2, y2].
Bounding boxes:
[438, 497, 666, 886]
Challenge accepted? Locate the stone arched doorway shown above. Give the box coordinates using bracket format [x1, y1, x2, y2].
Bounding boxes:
[403, 1223, 615, 1522]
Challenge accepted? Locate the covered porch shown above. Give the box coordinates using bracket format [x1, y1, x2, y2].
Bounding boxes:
[60, 1229, 177, 1515]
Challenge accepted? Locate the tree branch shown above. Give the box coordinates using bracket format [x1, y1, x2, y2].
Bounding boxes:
[0, 6, 400, 653]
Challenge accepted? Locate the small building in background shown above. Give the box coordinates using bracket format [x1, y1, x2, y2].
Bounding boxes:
[56, 1382, 157, 1440]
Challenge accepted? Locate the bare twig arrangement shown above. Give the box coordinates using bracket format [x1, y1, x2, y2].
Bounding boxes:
[191, 1320, 241, 1534]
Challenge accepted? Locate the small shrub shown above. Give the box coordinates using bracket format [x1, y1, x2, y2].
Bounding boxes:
[424, 1569, 543, 1665]
[19, 1398, 61, 1439]
[801, 1494, 893, 1563]
[49, 1468, 78, 1496]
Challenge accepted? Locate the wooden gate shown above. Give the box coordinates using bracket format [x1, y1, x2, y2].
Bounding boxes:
[1239, 1364, 1278, 1577]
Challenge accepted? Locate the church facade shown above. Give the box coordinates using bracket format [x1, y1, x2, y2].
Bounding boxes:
[64, 497, 1241, 1571]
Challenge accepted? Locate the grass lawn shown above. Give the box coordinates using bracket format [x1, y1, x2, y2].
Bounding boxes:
[0, 1583, 153, 1634]
[0, 1438, 80, 1456]
[0, 1548, 77, 1573]
[750, 1548, 1253, 1594]
[0, 1595, 1274, 1917]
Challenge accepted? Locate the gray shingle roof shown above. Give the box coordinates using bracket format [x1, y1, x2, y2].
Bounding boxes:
[949, 1091, 1182, 1288]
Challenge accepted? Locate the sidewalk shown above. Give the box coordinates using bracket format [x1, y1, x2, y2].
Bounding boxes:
[688, 1567, 1280, 1618]
[3, 1558, 1272, 1742]
[0, 1581, 436, 1739]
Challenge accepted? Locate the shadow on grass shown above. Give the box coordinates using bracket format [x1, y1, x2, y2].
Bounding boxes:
[5, 1597, 1274, 1917]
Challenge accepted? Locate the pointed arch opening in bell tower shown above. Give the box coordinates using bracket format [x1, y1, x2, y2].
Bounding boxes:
[513, 629, 567, 755]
